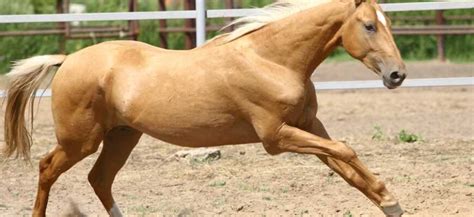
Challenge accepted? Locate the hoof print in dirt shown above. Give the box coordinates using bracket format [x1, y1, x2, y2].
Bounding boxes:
[175, 148, 221, 162]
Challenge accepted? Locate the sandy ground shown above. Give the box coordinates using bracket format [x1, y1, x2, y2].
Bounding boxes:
[0, 61, 473, 216]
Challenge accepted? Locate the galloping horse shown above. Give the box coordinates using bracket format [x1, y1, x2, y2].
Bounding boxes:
[3, 0, 406, 216]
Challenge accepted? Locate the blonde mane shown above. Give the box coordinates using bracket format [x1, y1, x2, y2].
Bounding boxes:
[221, 0, 332, 43]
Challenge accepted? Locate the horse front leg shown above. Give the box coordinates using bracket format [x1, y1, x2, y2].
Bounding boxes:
[257, 120, 403, 217]
[308, 118, 403, 216]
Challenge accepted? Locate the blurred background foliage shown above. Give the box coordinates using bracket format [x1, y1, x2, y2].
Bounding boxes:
[0, 0, 472, 73]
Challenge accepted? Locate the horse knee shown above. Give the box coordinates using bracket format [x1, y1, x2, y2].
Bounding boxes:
[264, 146, 284, 156]
[262, 142, 285, 156]
[88, 167, 117, 212]
[89, 172, 106, 186]
[333, 142, 357, 163]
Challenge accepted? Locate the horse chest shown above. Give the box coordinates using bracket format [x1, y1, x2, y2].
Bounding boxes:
[264, 83, 316, 127]
[256, 86, 309, 123]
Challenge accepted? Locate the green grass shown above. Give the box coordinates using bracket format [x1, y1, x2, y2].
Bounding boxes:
[397, 130, 421, 143]
[343, 210, 353, 217]
[369, 127, 424, 143]
[209, 180, 227, 187]
[371, 126, 386, 141]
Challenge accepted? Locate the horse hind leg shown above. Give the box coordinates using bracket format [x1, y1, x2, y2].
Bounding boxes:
[88, 127, 142, 217]
[33, 125, 104, 217]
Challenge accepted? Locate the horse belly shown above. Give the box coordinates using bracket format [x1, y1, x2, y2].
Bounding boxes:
[119, 95, 260, 147]
[161, 124, 259, 147]
[135, 113, 260, 147]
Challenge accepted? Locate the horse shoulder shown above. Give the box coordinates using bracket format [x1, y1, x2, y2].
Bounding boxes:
[225, 58, 307, 121]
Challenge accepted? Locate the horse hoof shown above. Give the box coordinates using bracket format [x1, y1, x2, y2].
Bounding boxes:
[382, 202, 403, 217]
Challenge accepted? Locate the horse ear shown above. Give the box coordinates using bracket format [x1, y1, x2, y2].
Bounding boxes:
[354, 0, 366, 7]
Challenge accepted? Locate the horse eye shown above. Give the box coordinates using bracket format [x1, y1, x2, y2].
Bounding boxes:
[364, 24, 376, 32]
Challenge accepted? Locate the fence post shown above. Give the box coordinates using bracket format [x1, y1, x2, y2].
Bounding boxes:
[224, 0, 235, 31]
[55, 0, 66, 54]
[158, 0, 168, 48]
[195, 0, 206, 46]
[128, 0, 139, 41]
[184, 0, 196, 49]
[435, 10, 446, 62]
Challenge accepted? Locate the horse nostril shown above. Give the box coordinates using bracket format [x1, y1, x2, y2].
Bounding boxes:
[390, 71, 401, 80]
[384, 70, 406, 88]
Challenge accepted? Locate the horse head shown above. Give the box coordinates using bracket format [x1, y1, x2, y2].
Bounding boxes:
[342, 0, 407, 89]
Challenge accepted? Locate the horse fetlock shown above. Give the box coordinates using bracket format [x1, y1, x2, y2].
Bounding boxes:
[108, 203, 123, 217]
[372, 180, 388, 193]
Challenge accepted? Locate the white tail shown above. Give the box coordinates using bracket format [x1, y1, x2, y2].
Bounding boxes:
[3, 55, 66, 161]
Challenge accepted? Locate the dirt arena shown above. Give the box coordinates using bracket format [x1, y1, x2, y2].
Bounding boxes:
[0, 61, 473, 216]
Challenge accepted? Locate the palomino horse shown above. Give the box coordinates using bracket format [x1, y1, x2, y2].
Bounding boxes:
[3, 0, 406, 216]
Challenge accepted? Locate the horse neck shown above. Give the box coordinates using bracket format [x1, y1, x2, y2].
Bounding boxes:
[246, 2, 354, 82]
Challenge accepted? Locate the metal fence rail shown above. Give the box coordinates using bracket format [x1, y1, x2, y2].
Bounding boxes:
[209, 2, 474, 18]
[1, 2, 473, 23]
[316, 77, 474, 90]
[0, 1, 473, 92]
[1, 77, 473, 98]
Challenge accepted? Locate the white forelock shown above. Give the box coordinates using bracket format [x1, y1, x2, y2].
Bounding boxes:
[376, 10, 387, 27]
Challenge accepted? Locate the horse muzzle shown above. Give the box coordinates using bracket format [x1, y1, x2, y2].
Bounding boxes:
[382, 70, 406, 89]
